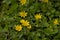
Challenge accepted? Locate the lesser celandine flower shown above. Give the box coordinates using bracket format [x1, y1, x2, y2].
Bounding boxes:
[20, 19, 25, 23]
[20, 0, 26, 5]
[53, 19, 59, 25]
[15, 25, 22, 31]
[35, 13, 42, 20]
[19, 11, 27, 18]
[20, 19, 29, 26]
[42, 0, 48, 3]
[27, 25, 31, 29]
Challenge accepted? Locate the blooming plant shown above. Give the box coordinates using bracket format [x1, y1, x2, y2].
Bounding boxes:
[0, 0, 60, 40]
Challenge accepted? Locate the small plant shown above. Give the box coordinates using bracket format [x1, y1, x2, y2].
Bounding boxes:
[0, 0, 60, 40]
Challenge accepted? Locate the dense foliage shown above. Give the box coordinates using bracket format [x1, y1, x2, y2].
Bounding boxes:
[0, 0, 60, 40]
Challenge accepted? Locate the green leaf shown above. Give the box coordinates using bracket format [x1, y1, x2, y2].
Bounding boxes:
[7, 3, 18, 14]
[0, 26, 2, 32]
[44, 28, 53, 35]
[3, 25, 9, 32]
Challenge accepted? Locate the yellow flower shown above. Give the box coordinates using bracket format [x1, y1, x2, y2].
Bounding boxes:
[35, 14, 42, 20]
[53, 19, 59, 25]
[20, 19, 29, 26]
[20, 19, 25, 23]
[19, 11, 27, 18]
[27, 25, 31, 29]
[20, 0, 26, 5]
[42, 0, 48, 3]
[15, 25, 22, 31]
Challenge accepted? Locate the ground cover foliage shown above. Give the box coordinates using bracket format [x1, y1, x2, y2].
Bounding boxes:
[0, 0, 60, 40]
